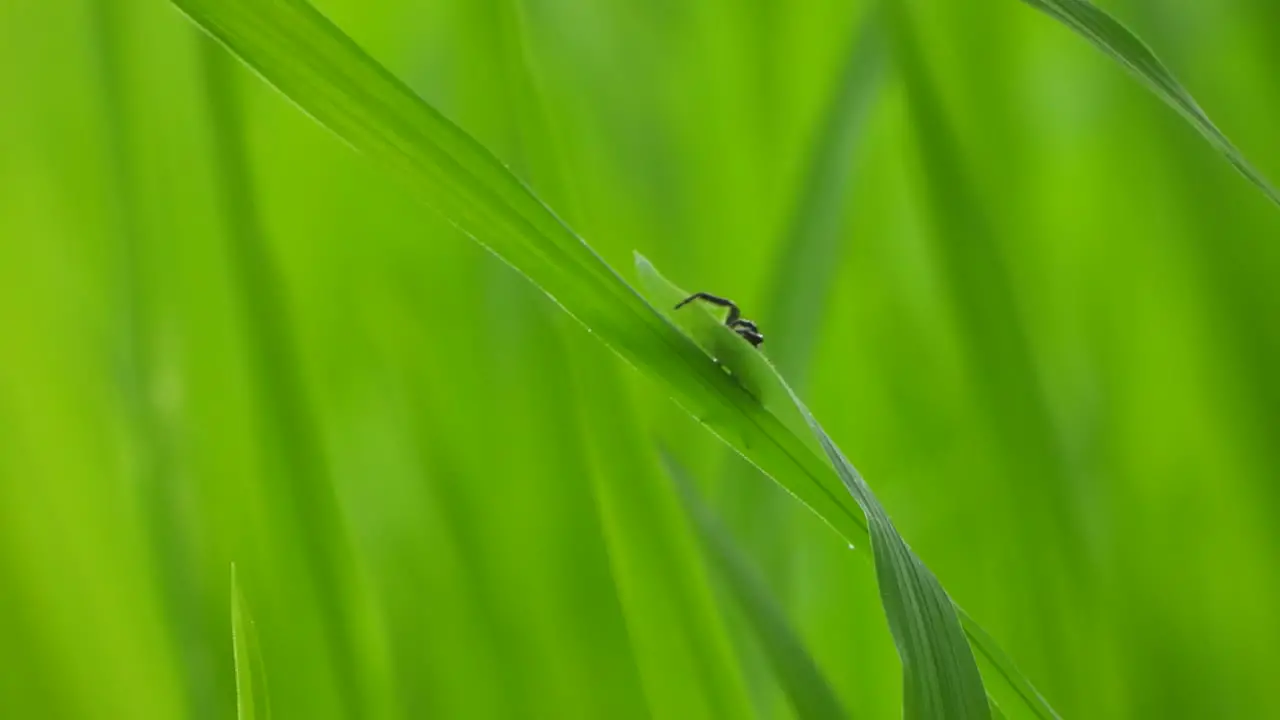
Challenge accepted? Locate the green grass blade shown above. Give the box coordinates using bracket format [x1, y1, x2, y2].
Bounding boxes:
[170, 0, 868, 558]
[168, 1, 1050, 716]
[957, 612, 1059, 720]
[802, 415, 987, 720]
[565, 330, 755, 720]
[639, 258, 988, 719]
[762, 9, 885, 387]
[664, 452, 850, 720]
[198, 35, 377, 717]
[231, 564, 271, 720]
[1020, 0, 1280, 207]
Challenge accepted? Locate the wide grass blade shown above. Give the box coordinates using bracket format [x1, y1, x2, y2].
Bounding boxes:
[231, 564, 271, 720]
[1020, 0, 1280, 207]
[169, 0, 1051, 716]
[664, 452, 850, 720]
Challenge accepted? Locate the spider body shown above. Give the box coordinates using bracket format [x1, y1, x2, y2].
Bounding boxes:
[675, 292, 764, 348]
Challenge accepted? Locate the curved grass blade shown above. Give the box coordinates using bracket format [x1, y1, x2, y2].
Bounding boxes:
[168, 1, 1052, 716]
[663, 451, 850, 720]
[799, 410, 987, 720]
[1021, 0, 1280, 207]
[231, 564, 272, 720]
[640, 259, 987, 720]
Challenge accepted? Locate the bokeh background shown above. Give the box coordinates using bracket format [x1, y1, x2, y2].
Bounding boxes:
[3, 0, 1279, 717]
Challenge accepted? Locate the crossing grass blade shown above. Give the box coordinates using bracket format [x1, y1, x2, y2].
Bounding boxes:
[663, 451, 850, 720]
[168, 0, 1052, 715]
[1020, 0, 1280, 207]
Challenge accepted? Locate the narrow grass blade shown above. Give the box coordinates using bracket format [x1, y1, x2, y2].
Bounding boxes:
[199, 36, 374, 717]
[762, 8, 885, 386]
[890, 16, 1068, 718]
[168, 1, 1052, 716]
[801, 411, 987, 720]
[231, 564, 271, 720]
[1021, 0, 1280, 207]
[664, 452, 850, 720]
[565, 330, 755, 720]
[957, 612, 1059, 720]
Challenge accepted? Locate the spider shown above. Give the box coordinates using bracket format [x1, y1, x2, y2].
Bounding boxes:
[674, 292, 764, 348]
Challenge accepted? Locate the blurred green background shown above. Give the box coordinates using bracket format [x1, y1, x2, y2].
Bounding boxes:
[2, 0, 1279, 717]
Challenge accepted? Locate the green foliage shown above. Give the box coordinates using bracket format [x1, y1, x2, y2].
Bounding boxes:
[638, 257, 989, 719]
[1020, 0, 1279, 206]
[666, 453, 849, 720]
[231, 564, 271, 720]
[2, 0, 1279, 718]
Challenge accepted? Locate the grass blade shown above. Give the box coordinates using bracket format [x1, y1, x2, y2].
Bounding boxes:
[565, 329, 755, 720]
[762, 9, 885, 386]
[803, 415, 986, 719]
[169, 1, 1051, 716]
[889, 15, 1067, 718]
[199, 35, 376, 717]
[1021, 0, 1280, 207]
[231, 564, 271, 720]
[664, 452, 850, 720]
[639, 258, 988, 719]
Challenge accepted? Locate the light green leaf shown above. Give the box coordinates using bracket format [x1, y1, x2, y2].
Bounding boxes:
[1022, 0, 1280, 207]
[170, 0, 1052, 716]
[231, 564, 271, 720]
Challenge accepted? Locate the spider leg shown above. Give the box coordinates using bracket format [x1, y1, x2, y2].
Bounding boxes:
[728, 318, 758, 333]
[675, 292, 740, 325]
[736, 327, 765, 347]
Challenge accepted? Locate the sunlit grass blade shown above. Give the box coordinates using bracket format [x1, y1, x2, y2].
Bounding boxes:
[1020, 0, 1280, 207]
[231, 564, 271, 720]
[169, 0, 1051, 715]
[663, 452, 849, 720]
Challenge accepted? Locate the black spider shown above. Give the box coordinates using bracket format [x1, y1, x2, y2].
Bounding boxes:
[674, 292, 764, 348]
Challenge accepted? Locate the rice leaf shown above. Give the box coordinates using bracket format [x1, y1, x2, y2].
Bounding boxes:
[168, 1, 1053, 716]
[663, 451, 850, 720]
[1021, 0, 1280, 207]
[231, 564, 271, 720]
